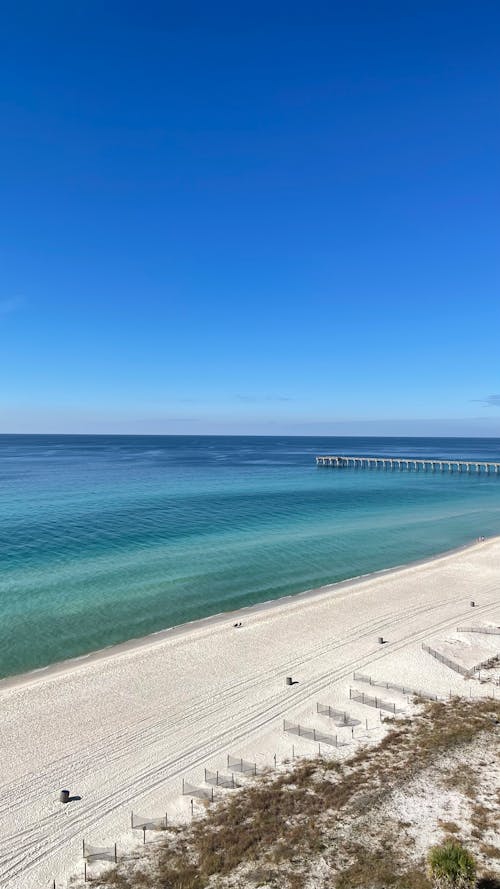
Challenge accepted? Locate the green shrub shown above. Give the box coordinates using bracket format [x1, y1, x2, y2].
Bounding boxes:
[427, 841, 476, 889]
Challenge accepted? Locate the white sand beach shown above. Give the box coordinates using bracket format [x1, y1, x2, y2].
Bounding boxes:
[1, 538, 499, 889]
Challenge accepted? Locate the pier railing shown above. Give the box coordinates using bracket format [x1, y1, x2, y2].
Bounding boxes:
[316, 455, 500, 474]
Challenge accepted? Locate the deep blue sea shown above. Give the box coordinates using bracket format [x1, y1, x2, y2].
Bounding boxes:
[1, 435, 500, 679]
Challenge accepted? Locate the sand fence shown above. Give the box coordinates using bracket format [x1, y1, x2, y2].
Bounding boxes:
[82, 839, 117, 882]
[204, 768, 239, 788]
[71, 661, 499, 887]
[181, 779, 214, 802]
[422, 642, 499, 678]
[352, 671, 438, 701]
[283, 719, 338, 747]
[316, 703, 359, 725]
[227, 754, 262, 775]
[456, 625, 500, 635]
[348, 687, 397, 713]
[131, 811, 168, 844]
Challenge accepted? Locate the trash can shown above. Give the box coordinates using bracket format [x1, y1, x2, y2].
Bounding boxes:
[378, 636, 384, 644]
[59, 789, 70, 803]
[285, 677, 293, 686]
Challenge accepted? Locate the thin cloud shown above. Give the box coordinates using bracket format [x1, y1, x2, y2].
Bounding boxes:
[471, 394, 500, 408]
[235, 394, 294, 403]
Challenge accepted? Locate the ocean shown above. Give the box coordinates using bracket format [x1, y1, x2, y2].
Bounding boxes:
[1, 434, 500, 679]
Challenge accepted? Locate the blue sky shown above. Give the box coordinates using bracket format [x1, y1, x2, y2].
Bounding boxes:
[1, 2, 499, 434]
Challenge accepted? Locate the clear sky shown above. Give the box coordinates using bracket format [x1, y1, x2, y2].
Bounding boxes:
[1, 2, 499, 435]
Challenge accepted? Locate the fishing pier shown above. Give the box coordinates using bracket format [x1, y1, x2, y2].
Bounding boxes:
[316, 455, 500, 474]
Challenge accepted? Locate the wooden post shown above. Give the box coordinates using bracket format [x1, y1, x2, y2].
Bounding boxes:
[84, 862, 87, 883]
[114, 843, 117, 863]
[82, 839, 85, 858]
[143, 826, 146, 845]
[131, 811, 133, 829]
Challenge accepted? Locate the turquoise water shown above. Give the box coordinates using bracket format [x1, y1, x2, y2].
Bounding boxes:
[1, 435, 500, 679]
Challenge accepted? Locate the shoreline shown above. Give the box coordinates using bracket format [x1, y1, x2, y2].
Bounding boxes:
[1, 533, 493, 693]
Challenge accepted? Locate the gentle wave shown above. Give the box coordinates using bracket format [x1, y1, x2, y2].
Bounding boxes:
[1, 434, 500, 678]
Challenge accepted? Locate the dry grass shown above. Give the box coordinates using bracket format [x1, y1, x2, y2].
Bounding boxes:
[94, 697, 500, 889]
[438, 821, 461, 834]
[334, 841, 431, 889]
[442, 764, 478, 799]
[471, 802, 494, 832]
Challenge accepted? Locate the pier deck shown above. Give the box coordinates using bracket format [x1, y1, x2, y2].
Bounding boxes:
[316, 455, 500, 474]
